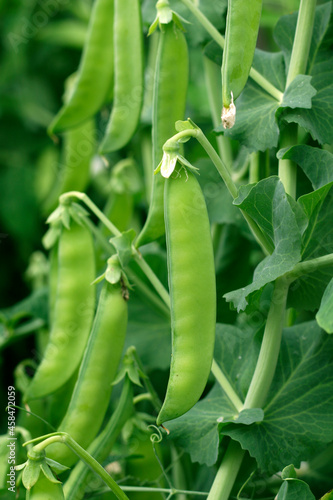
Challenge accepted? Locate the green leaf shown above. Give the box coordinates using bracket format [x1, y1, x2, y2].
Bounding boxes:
[215, 49, 286, 152]
[281, 75, 317, 109]
[273, 2, 332, 76]
[218, 408, 264, 426]
[276, 3, 333, 144]
[222, 321, 333, 474]
[45, 458, 69, 474]
[22, 460, 41, 489]
[40, 462, 60, 483]
[277, 145, 333, 190]
[288, 184, 333, 311]
[281, 464, 297, 480]
[110, 230, 135, 269]
[163, 325, 261, 466]
[316, 278, 333, 333]
[276, 479, 316, 500]
[224, 177, 302, 311]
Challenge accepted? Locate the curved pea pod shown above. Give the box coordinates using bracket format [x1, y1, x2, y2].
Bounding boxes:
[48, 0, 114, 134]
[44, 116, 95, 215]
[28, 473, 65, 500]
[221, 0, 263, 128]
[63, 377, 133, 500]
[46, 281, 128, 468]
[135, 22, 188, 248]
[99, 0, 143, 153]
[24, 222, 96, 401]
[156, 169, 216, 425]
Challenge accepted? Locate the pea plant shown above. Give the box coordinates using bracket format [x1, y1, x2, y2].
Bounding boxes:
[1, 0, 333, 499]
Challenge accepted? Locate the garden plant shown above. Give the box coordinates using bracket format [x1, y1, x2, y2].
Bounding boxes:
[1, 0, 333, 499]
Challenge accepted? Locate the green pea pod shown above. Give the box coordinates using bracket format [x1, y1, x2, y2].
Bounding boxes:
[48, 0, 114, 134]
[44, 118, 95, 216]
[46, 281, 128, 467]
[24, 222, 96, 402]
[221, 0, 262, 128]
[27, 473, 64, 500]
[63, 377, 133, 500]
[135, 22, 188, 248]
[156, 170, 216, 425]
[99, 0, 143, 153]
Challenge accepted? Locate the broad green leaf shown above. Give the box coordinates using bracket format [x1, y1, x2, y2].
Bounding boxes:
[275, 3, 333, 144]
[316, 278, 333, 333]
[276, 479, 316, 500]
[224, 177, 302, 311]
[277, 145, 333, 190]
[280, 75, 317, 109]
[281, 464, 297, 479]
[222, 322, 333, 474]
[288, 184, 333, 310]
[216, 51, 285, 153]
[162, 325, 262, 466]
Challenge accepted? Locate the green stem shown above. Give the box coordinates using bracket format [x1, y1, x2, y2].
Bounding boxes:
[278, 0, 316, 198]
[60, 191, 170, 310]
[120, 486, 208, 496]
[133, 253, 170, 308]
[130, 346, 162, 412]
[286, 0, 317, 87]
[285, 252, 333, 282]
[244, 277, 289, 409]
[203, 55, 233, 167]
[278, 123, 298, 199]
[60, 191, 122, 237]
[167, 127, 274, 255]
[211, 360, 243, 412]
[133, 393, 153, 405]
[207, 440, 245, 500]
[179, 0, 283, 102]
[249, 152, 260, 184]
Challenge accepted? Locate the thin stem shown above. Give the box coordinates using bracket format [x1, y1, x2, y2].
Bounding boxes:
[133, 393, 153, 405]
[166, 127, 273, 255]
[179, 0, 283, 102]
[85, 216, 170, 316]
[211, 359, 243, 412]
[131, 347, 162, 412]
[64, 433, 130, 500]
[279, 0, 316, 198]
[207, 440, 245, 500]
[278, 123, 298, 199]
[120, 486, 208, 496]
[195, 130, 274, 255]
[249, 152, 260, 184]
[203, 55, 233, 167]
[244, 277, 289, 409]
[60, 191, 121, 237]
[180, 0, 225, 48]
[133, 253, 170, 309]
[285, 252, 333, 283]
[286, 0, 317, 87]
[60, 191, 171, 310]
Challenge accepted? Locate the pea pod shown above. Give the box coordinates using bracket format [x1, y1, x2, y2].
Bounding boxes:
[99, 0, 143, 153]
[63, 377, 133, 500]
[46, 281, 128, 467]
[135, 20, 188, 248]
[25, 222, 96, 401]
[48, 0, 114, 134]
[221, 0, 262, 128]
[28, 473, 64, 500]
[156, 169, 216, 425]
